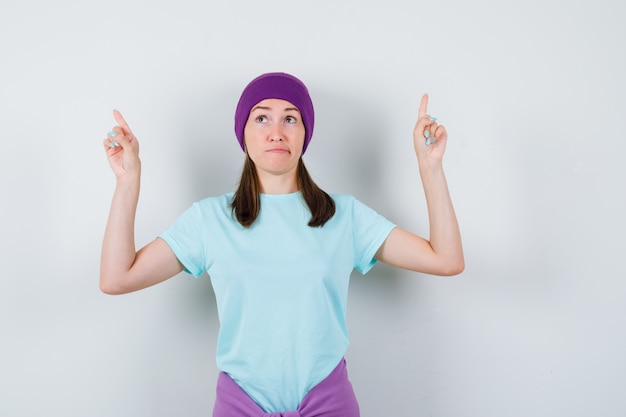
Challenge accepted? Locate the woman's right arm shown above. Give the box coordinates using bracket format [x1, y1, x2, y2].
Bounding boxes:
[100, 110, 183, 295]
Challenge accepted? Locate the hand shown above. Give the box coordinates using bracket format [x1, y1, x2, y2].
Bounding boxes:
[413, 94, 448, 162]
[102, 110, 140, 179]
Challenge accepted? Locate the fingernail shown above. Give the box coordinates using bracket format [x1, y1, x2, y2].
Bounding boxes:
[426, 138, 432, 145]
[424, 130, 430, 138]
[108, 131, 117, 138]
[431, 137, 437, 143]
[114, 141, 120, 147]
[429, 116, 437, 121]
[108, 142, 116, 148]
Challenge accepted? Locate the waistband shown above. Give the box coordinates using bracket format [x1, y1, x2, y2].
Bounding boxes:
[212, 358, 360, 417]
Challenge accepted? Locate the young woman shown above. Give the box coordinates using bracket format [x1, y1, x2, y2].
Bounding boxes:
[100, 72, 464, 416]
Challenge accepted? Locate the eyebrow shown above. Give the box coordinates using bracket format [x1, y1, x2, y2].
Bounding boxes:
[250, 105, 300, 113]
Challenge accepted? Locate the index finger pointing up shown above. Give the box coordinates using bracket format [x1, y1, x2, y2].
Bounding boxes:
[113, 109, 134, 136]
[418, 93, 429, 119]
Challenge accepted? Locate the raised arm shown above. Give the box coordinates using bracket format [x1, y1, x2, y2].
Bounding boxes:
[375, 94, 464, 276]
[100, 110, 183, 295]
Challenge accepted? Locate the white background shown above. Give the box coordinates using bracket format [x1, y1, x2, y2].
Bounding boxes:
[1, 0, 625, 416]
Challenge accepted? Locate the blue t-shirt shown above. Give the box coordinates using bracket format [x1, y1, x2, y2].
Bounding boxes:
[160, 191, 396, 412]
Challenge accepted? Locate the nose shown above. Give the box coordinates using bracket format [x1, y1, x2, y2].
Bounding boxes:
[269, 123, 283, 141]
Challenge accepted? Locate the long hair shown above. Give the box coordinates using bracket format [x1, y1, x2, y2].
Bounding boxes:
[231, 155, 335, 228]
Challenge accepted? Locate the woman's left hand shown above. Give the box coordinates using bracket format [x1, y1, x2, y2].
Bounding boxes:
[375, 93, 463, 277]
[413, 94, 448, 162]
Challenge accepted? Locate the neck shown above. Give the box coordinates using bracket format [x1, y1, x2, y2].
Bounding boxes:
[257, 171, 299, 194]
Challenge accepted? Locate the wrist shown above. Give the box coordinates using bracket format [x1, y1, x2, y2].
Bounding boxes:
[115, 170, 141, 189]
[418, 157, 443, 177]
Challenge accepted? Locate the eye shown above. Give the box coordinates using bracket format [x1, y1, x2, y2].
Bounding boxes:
[255, 115, 268, 123]
[285, 116, 297, 124]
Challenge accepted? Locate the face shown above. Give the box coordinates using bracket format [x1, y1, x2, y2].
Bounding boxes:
[243, 98, 306, 180]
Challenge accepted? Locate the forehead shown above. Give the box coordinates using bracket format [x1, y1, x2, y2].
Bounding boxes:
[250, 98, 300, 112]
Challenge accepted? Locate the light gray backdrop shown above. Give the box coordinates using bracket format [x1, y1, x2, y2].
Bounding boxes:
[1, 0, 625, 416]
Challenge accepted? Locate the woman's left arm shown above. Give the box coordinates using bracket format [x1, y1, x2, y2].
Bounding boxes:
[375, 94, 464, 276]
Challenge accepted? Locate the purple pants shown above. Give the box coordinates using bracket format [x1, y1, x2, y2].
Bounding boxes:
[213, 358, 360, 417]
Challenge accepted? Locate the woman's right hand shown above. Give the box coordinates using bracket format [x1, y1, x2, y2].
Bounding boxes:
[102, 110, 140, 179]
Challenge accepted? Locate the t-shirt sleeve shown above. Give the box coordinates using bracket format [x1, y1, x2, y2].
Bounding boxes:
[351, 197, 397, 274]
[159, 203, 206, 278]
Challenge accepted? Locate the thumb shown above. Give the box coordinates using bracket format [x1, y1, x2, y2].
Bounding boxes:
[112, 130, 138, 152]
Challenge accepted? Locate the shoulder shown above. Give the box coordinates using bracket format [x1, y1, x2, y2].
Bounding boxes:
[175, 193, 236, 225]
[327, 194, 381, 224]
[193, 192, 235, 210]
[330, 193, 393, 226]
[329, 193, 373, 212]
[329, 193, 357, 206]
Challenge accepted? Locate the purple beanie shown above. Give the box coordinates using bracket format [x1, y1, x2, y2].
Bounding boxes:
[234, 72, 315, 154]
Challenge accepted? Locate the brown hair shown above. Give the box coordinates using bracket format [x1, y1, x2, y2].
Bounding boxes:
[231, 155, 335, 228]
